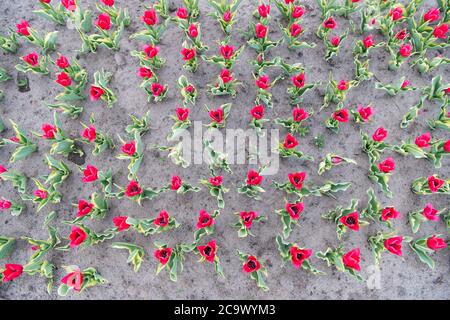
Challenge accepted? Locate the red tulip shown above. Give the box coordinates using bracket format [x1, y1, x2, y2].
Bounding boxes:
[154, 247, 172, 265]
[255, 23, 268, 38]
[196, 210, 214, 229]
[2, 264, 23, 282]
[426, 235, 447, 251]
[381, 207, 400, 221]
[16, 20, 30, 36]
[292, 6, 304, 19]
[291, 73, 305, 88]
[255, 75, 270, 89]
[433, 24, 449, 38]
[82, 165, 98, 183]
[181, 47, 196, 60]
[34, 189, 48, 199]
[258, 4, 270, 18]
[154, 210, 169, 227]
[142, 9, 158, 25]
[342, 248, 360, 271]
[0, 199, 12, 210]
[390, 7, 403, 21]
[77, 199, 93, 217]
[333, 109, 349, 122]
[424, 8, 440, 23]
[399, 43, 412, 57]
[415, 133, 431, 148]
[209, 176, 223, 187]
[285, 202, 304, 219]
[198, 240, 216, 263]
[143, 45, 159, 59]
[69, 226, 87, 248]
[22, 52, 39, 66]
[188, 24, 198, 38]
[220, 45, 234, 59]
[151, 83, 165, 96]
[246, 170, 263, 186]
[384, 236, 403, 256]
[125, 180, 142, 197]
[422, 203, 439, 221]
[90, 85, 104, 101]
[101, 0, 115, 6]
[243, 256, 261, 273]
[171, 175, 182, 190]
[330, 36, 340, 47]
[177, 7, 188, 19]
[220, 68, 233, 83]
[113, 216, 130, 231]
[363, 35, 374, 48]
[323, 17, 337, 29]
[357, 105, 373, 122]
[41, 123, 57, 139]
[209, 108, 224, 123]
[96, 13, 111, 30]
[61, 0, 76, 11]
[56, 55, 70, 69]
[288, 172, 306, 189]
[337, 80, 348, 91]
[175, 107, 189, 121]
[340, 211, 360, 231]
[250, 105, 264, 120]
[56, 72, 72, 87]
[223, 11, 232, 22]
[378, 157, 396, 173]
[395, 29, 408, 40]
[290, 23, 302, 37]
[61, 269, 83, 291]
[292, 108, 308, 122]
[372, 127, 388, 142]
[121, 141, 136, 156]
[283, 133, 298, 149]
[428, 176, 444, 193]
[138, 67, 153, 79]
[290, 246, 312, 269]
[443, 140, 450, 152]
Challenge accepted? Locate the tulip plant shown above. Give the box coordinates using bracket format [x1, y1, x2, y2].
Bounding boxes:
[361, 188, 399, 228]
[316, 246, 363, 281]
[368, 232, 412, 265]
[207, 0, 243, 36]
[126, 211, 180, 236]
[237, 169, 265, 200]
[237, 250, 268, 291]
[193, 210, 220, 242]
[177, 75, 197, 106]
[274, 107, 311, 136]
[111, 242, 145, 272]
[15, 52, 49, 75]
[322, 199, 369, 240]
[408, 204, 447, 234]
[90, 69, 117, 108]
[15, 20, 58, 54]
[57, 266, 107, 296]
[130, 8, 168, 44]
[199, 176, 229, 209]
[80, 115, 114, 155]
[411, 175, 450, 195]
[275, 201, 304, 239]
[318, 153, 357, 175]
[410, 235, 448, 269]
[154, 242, 186, 282]
[3, 120, 37, 163]
[116, 133, 144, 180]
[276, 236, 324, 275]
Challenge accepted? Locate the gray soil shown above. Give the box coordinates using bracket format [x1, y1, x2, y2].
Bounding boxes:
[0, 0, 449, 300]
